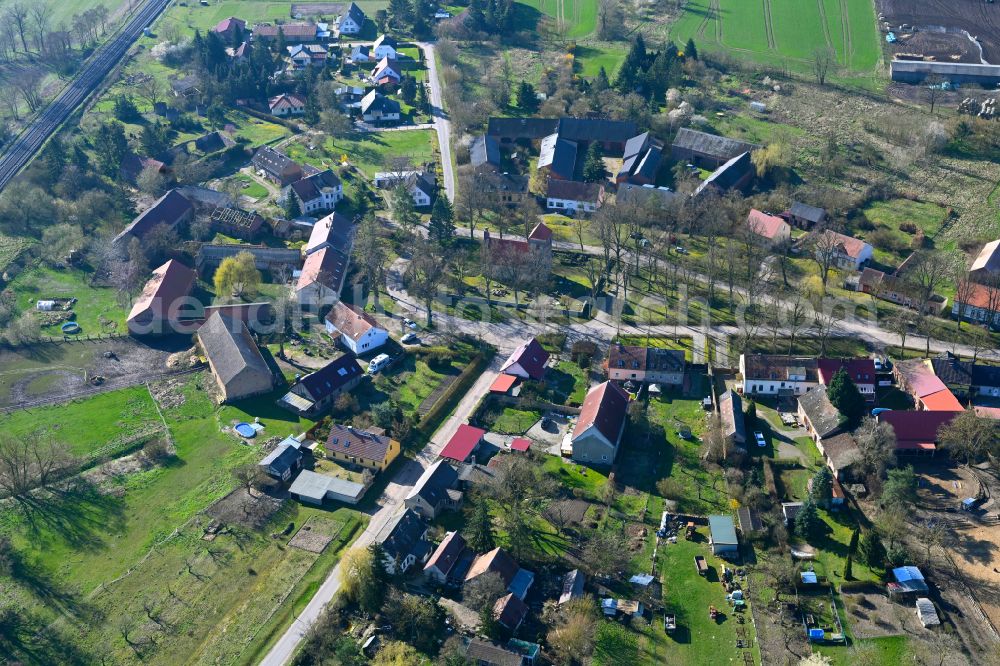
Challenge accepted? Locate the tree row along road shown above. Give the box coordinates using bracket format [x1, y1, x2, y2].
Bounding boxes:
[0, 0, 173, 193]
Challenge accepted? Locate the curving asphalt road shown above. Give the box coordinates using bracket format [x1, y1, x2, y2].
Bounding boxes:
[0, 0, 172, 192]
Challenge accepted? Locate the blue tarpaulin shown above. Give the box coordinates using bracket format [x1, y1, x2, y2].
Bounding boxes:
[809, 629, 825, 640]
[801, 571, 818, 584]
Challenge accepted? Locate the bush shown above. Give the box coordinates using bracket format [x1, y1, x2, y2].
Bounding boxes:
[898, 221, 917, 234]
[334, 393, 360, 415]
[656, 477, 684, 500]
[867, 228, 907, 254]
[143, 439, 171, 463]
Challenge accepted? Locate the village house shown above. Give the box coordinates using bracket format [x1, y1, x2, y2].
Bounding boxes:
[670, 127, 761, 169]
[718, 389, 746, 448]
[952, 281, 1000, 327]
[289, 469, 365, 505]
[228, 40, 251, 62]
[113, 189, 194, 246]
[348, 44, 373, 63]
[370, 56, 403, 86]
[482, 222, 553, 274]
[568, 381, 630, 464]
[287, 169, 343, 213]
[817, 358, 877, 401]
[372, 34, 398, 59]
[815, 230, 873, 271]
[324, 301, 388, 354]
[969, 239, 1000, 284]
[295, 245, 350, 306]
[480, 170, 530, 206]
[465, 547, 535, 600]
[373, 170, 435, 207]
[325, 423, 400, 472]
[739, 354, 819, 397]
[815, 431, 861, 480]
[746, 209, 791, 245]
[797, 386, 844, 443]
[404, 459, 462, 519]
[461, 639, 532, 666]
[859, 267, 922, 310]
[278, 354, 364, 417]
[259, 436, 304, 481]
[305, 211, 353, 255]
[334, 85, 365, 108]
[423, 531, 472, 584]
[337, 2, 366, 35]
[440, 424, 487, 464]
[493, 594, 529, 632]
[252, 146, 304, 185]
[486, 117, 560, 143]
[606, 344, 686, 387]
[286, 43, 327, 69]
[534, 118, 639, 180]
[893, 359, 964, 411]
[212, 16, 246, 42]
[120, 153, 169, 184]
[545, 180, 605, 214]
[931, 352, 1000, 398]
[500, 338, 550, 381]
[127, 260, 197, 336]
[615, 131, 663, 185]
[379, 509, 432, 574]
[252, 22, 319, 42]
[197, 312, 275, 402]
[788, 202, 827, 230]
[360, 90, 401, 124]
[268, 93, 307, 117]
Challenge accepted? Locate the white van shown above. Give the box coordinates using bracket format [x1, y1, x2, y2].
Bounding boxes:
[367, 353, 391, 375]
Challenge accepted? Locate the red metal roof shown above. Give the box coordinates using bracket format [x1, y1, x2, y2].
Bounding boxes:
[921, 389, 964, 412]
[440, 424, 486, 462]
[490, 373, 518, 394]
[747, 209, 789, 240]
[817, 358, 877, 385]
[878, 410, 960, 449]
[510, 438, 531, 452]
[529, 222, 553, 241]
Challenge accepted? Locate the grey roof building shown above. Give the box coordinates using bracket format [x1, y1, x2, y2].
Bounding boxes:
[671, 128, 761, 169]
[470, 134, 501, 168]
[197, 312, 274, 402]
[797, 385, 844, 441]
[718, 389, 746, 447]
[279, 354, 364, 417]
[289, 470, 366, 505]
[789, 202, 826, 229]
[404, 459, 461, 519]
[694, 151, 755, 196]
[114, 189, 194, 245]
[259, 437, 304, 481]
[379, 508, 432, 574]
[708, 514, 739, 556]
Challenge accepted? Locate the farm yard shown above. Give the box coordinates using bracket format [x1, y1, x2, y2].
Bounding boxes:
[668, 0, 882, 78]
[879, 0, 1000, 63]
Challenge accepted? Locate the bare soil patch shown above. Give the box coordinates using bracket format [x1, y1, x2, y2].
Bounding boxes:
[288, 516, 346, 553]
[841, 589, 925, 638]
[544, 498, 591, 524]
[878, 0, 1000, 63]
[206, 487, 285, 530]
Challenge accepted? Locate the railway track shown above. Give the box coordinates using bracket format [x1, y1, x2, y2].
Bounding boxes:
[0, 0, 172, 193]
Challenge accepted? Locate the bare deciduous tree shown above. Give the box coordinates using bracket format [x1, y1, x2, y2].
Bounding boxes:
[812, 46, 836, 86]
[0, 433, 78, 499]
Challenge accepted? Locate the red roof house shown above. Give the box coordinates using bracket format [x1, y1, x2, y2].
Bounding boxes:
[894, 359, 963, 411]
[817, 358, 877, 401]
[500, 338, 550, 381]
[440, 424, 486, 463]
[570, 381, 630, 464]
[746, 209, 791, 244]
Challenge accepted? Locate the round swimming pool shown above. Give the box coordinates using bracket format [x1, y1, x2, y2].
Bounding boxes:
[234, 422, 256, 438]
[61, 322, 81, 334]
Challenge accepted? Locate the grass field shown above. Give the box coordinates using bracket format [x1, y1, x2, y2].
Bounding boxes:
[284, 129, 437, 178]
[9, 265, 126, 335]
[668, 0, 882, 78]
[517, 0, 598, 38]
[0, 374, 364, 664]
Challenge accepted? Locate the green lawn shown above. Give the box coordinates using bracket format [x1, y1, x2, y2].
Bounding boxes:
[0, 373, 364, 664]
[9, 265, 126, 335]
[492, 407, 542, 434]
[593, 621, 641, 665]
[284, 129, 438, 179]
[0, 233, 34, 273]
[860, 199, 951, 264]
[668, 0, 881, 80]
[546, 360, 590, 406]
[234, 174, 270, 199]
[575, 44, 628, 78]
[0, 386, 160, 458]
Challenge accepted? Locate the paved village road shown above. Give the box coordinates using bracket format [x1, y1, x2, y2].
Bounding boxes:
[416, 42, 455, 202]
[258, 343, 502, 666]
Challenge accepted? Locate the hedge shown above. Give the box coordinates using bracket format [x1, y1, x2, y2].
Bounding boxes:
[418, 350, 493, 437]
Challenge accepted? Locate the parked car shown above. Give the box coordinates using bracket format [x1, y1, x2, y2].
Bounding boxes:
[402, 317, 418, 330]
[754, 431, 766, 448]
[401, 332, 418, 345]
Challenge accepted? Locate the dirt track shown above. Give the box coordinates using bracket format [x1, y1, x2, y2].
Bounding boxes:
[879, 0, 1000, 62]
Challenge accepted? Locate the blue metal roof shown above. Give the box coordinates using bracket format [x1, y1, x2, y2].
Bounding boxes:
[708, 514, 738, 545]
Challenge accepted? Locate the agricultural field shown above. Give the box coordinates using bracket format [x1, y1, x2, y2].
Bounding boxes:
[516, 0, 599, 39]
[0, 373, 365, 665]
[667, 0, 883, 78]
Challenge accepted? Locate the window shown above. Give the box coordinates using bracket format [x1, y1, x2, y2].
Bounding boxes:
[602, 455, 608, 461]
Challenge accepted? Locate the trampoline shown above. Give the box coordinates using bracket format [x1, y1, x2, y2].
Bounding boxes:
[234, 423, 256, 438]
